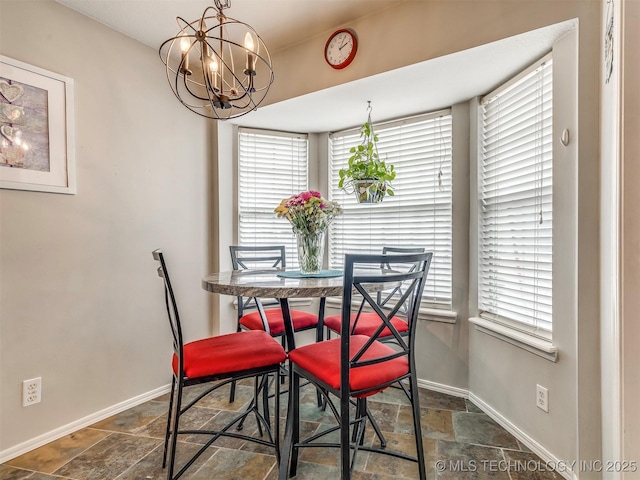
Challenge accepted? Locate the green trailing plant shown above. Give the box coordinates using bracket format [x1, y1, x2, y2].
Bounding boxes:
[338, 107, 396, 203]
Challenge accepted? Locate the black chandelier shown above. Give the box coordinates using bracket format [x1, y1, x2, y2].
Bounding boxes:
[159, 0, 274, 120]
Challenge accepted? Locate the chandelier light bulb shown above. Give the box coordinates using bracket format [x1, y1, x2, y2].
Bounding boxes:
[244, 32, 254, 52]
[209, 57, 219, 89]
[179, 34, 190, 53]
[178, 33, 191, 74]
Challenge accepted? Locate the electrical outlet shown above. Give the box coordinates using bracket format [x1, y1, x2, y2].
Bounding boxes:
[536, 384, 548, 412]
[22, 377, 41, 407]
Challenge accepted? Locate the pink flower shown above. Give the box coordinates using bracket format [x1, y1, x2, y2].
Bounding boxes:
[274, 190, 342, 235]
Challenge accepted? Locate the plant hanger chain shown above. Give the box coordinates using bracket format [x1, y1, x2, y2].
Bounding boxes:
[366, 100, 380, 159]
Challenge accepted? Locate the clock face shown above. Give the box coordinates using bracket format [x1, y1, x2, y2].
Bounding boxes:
[324, 29, 357, 69]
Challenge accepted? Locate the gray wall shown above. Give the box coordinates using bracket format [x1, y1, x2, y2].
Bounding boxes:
[0, 0, 211, 454]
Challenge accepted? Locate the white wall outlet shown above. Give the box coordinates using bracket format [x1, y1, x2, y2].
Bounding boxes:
[536, 384, 549, 412]
[22, 377, 42, 407]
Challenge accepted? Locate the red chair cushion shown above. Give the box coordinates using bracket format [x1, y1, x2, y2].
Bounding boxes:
[240, 308, 318, 336]
[173, 330, 286, 380]
[324, 312, 408, 338]
[288, 335, 409, 398]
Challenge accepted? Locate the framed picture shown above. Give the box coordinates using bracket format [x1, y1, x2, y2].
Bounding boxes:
[0, 55, 75, 194]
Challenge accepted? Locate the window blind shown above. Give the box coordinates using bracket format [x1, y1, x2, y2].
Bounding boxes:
[479, 55, 553, 332]
[329, 111, 453, 308]
[238, 128, 308, 267]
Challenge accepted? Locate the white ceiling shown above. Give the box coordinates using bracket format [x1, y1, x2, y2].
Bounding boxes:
[54, 0, 574, 132]
[54, 0, 403, 53]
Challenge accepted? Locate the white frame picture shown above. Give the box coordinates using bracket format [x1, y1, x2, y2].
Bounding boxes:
[0, 55, 76, 194]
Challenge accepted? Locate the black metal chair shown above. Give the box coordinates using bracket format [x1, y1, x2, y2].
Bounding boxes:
[152, 249, 286, 480]
[279, 251, 433, 480]
[324, 246, 425, 339]
[229, 245, 324, 403]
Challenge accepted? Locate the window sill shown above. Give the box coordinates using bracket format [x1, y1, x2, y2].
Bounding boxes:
[469, 316, 558, 362]
[325, 297, 457, 324]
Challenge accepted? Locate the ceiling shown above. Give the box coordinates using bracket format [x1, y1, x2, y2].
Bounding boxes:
[54, 0, 574, 132]
[54, 0, 403, 53]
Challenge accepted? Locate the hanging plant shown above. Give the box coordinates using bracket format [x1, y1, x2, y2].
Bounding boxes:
[338, 102, 395, 203]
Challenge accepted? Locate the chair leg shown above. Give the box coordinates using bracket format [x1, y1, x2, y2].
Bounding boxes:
[409, 375, 426, 480]
[274, 369, 281, 464]
[340, 390, 351, 480]
[278, 368, 300, 480]
[229, 379, 237, 403]
[166, 378, 183, 480]
[162, 377, 176, 468]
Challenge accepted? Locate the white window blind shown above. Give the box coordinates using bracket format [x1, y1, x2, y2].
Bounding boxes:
[238, 128, 308, 267]
[479, 54, 553, 332]
[329, 111, 453, 308]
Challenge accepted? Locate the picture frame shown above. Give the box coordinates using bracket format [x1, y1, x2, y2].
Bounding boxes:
[0, 55, 76, 194]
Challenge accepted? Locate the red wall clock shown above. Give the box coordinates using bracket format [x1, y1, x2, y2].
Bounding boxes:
[324, 29, 358, 70]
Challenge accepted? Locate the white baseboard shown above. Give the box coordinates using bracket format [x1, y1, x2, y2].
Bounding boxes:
[417, 378, 469, 398]
[467, 392, 576, 480]
[0, 384, 171, 464]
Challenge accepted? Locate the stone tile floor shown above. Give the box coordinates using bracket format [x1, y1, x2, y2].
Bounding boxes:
[1, 381, 562, 479]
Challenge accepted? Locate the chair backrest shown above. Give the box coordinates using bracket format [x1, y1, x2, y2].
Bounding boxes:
[340, 252, 432, 396]
[379, 246, 425, 313]
[229, 245, 286, 320]
[152, 249, 184, 374]
[230, 245, 286, 270]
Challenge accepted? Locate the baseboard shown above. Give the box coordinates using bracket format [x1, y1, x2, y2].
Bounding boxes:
[417, 378, 469, 398]
[0, 384, 171, 464]
[467, 392, 576, 480]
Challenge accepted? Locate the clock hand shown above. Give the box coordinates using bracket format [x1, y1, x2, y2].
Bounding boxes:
[339, 40, 350, 50]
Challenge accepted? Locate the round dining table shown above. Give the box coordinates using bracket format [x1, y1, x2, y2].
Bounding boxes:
[201, 269, 344, 350]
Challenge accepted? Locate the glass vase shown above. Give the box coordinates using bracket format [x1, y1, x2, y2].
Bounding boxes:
[296, 231, 326, 274]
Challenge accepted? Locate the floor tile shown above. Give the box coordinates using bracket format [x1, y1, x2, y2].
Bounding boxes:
[0, 468, 74, 480]
[435, 439, 510, 480]
[419, 390, 467, 412]
[196, 383, 255, 412]
[187, 448, 276, 480]
[53, 433, 160, 480]
[0, 465, 37, 480]
[5, 428, 111, 474]
[115, 443, 217, 480]
[269, 459, 339, 479]
[363, 432, 435, 478]
[89, 401, 167, 434]
[396, 405, 455, 441]
[452, 412, 520, 449]
[367, 400, 400, 433]
[138, 405, 219, 440]
[297, 422, 369, 470]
